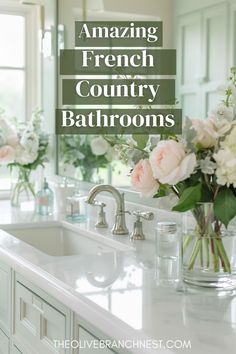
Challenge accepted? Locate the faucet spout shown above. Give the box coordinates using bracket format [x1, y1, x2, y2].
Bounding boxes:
[86, 185, 129, 235]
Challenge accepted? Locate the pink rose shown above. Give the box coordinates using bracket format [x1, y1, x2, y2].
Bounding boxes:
[0, 145, 15, 164]
[131, 159, 159, 197]
[149, 140, 197, 185]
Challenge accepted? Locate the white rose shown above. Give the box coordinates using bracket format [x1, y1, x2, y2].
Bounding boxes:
[149, 140, 197, 185]
[214, 148, 236, 187]
[90, 137, 109, 156]
[191, 119, 217, 148]
[20, 130, 39, 153]
[15, 145, 37, 165]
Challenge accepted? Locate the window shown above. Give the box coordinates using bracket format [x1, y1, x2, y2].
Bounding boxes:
[0, 1, 41, 191]
[0, 1, 41, 120]
[0, 13, 26, 121]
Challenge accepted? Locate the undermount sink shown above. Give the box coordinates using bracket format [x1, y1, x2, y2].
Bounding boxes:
[5, 225, 125, 257]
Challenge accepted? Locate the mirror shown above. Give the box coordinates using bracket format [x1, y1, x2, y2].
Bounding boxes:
[56, 0, 158, 187]
[56, 0, 236, 187]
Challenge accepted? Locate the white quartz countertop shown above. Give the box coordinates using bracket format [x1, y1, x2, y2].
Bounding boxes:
[0, 201, 235, 354]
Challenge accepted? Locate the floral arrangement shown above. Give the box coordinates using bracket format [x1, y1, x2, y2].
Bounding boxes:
[106, 68, 236, 279]
[0, 109, 49, 205]
[0, 109, 48, 168]
[59, 135, 115, 182]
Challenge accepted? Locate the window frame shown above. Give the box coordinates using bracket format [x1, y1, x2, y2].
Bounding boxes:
[0, 1, 41, 193]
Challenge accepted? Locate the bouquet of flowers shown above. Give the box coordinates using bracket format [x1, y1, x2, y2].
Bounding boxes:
[106, 68, 236, 287]
[59, 135, 115, 182]
[0, 109, 49, 206]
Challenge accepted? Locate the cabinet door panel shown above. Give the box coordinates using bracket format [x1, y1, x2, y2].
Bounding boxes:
[202, 3, 228, 115]
[176, 12, 202, 117]
[15, 281, 38, 350]
[0, 261, 11, 333]
[176, 2, 229, 117]
[203, 3, 228, 82]
[79, 326, 115, 354]
[15, 281, 67, 354]
[0, 328, 9, 354]
[40, 300, 66, 353]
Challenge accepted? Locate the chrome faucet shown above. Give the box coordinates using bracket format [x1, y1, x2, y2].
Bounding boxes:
[86, 185, 129, 235]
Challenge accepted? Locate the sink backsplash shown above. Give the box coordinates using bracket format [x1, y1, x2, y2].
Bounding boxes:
[85, 194, 182, 241]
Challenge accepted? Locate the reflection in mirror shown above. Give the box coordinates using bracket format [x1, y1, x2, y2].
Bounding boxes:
[58, 134, 131, 186]
[57, 1, 235, 188]
[57, 0, 157, 187]
[59, 135, 112, 184]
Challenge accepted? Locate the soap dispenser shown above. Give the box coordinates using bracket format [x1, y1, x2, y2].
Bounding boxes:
[35, 178, 54, 215]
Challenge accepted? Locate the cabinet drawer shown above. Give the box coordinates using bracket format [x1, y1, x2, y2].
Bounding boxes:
[15, 281, 67, 353]
[0, 328, 9, 354]
[0, 261, 11, 333]
[79, 327, 115, 354]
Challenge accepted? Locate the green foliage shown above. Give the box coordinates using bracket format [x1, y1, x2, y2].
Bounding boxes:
[103, 135, 126, 147]
[153, 184, 170, 198]
[59, 135, 110, 174]
[214, 188, 236, 227]
[132, 134, 149, 150]
[200, 184, 213, 203]
[172, 183, 202, 212]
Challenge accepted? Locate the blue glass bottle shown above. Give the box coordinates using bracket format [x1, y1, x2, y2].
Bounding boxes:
[35, 178, 54, 216]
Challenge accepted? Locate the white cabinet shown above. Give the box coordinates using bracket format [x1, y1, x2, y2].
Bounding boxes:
[0, 261, 11, 334]
[74, 315, 116, 354]
[78, 327, 115, 354]
[0, 328, 9, 354]
[14, 280, 70, 354]
[12, 346, 23, 354]
[0, 259, 121, 354]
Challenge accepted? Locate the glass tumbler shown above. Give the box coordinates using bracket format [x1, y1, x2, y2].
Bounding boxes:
[155, 222, 180, 285]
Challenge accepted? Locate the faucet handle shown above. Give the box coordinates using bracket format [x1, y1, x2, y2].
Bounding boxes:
[133, 210, 154, 221]
[91, 200, 108, 229]
[124, 210, 131, 215]
[130, 210, 154, 241]
[92, 200, 106, 208]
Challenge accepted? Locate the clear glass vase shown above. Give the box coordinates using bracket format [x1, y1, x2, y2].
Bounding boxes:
[10, 167, 36, 208]
[78, 166, 104, 184]
[182, 203, 236, 290]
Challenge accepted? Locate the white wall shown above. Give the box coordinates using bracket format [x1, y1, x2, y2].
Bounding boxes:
[59, 0, 174, 48]
[174, 0, 232, 15]
[104, 0, 173, 47]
